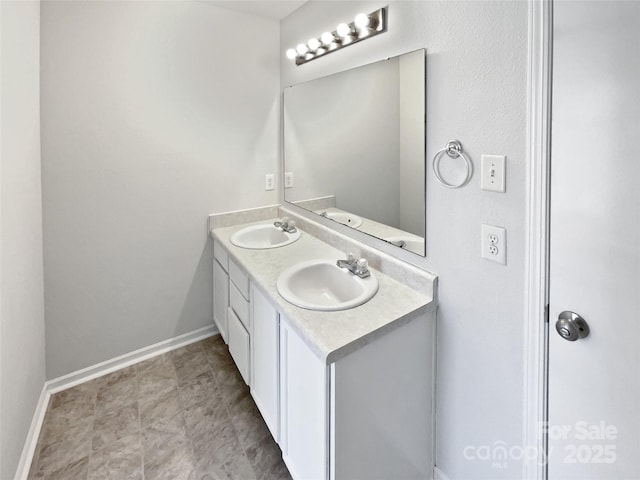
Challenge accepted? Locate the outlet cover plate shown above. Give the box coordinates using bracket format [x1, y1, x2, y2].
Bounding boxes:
[481, 224, 506, 264]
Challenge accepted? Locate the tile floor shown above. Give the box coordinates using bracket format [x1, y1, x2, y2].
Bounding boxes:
[28, 335, 292, 480]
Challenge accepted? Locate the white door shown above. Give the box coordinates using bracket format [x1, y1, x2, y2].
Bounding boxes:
[548, 2, 640, 479]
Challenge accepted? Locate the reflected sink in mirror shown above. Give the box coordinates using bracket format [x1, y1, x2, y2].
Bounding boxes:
[385, 235, 425, 256]
[276, 259, 379, 311]
[317, 209, 363, 229]
[230, 223, 301, 249]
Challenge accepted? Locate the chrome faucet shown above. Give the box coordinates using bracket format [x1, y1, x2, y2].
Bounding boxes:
[274, 217, 297, 233]
[336, 253, 371, 278]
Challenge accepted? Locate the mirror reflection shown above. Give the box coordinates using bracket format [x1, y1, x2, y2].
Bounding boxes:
[283, 49, 426, 256]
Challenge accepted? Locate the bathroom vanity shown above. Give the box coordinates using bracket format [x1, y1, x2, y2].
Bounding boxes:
[210, 209, 437, 480]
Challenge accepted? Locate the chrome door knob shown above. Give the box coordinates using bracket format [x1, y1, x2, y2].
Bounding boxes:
[556, 311, 590, 341]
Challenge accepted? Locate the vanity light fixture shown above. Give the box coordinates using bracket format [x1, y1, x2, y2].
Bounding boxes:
[286, 7, 387, 66]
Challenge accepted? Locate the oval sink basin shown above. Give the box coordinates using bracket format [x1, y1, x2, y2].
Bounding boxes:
[319, 210, 363, 228]
[385, 235, 425, 255]
[276, 259, 378, 311]
[230, 224, 301, 249]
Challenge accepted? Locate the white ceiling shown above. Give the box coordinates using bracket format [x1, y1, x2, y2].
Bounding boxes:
[208, 1, 307, 20]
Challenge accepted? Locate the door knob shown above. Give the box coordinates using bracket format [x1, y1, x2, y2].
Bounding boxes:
[556, 311, 590, 341]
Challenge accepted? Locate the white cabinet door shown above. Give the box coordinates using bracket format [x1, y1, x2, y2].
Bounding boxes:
[212, 259, 229, 343]
[250, 285, 280, 442]
[280, 317, 328, 480]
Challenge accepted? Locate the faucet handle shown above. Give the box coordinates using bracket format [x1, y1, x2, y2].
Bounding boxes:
[357, 258, 368, 270]
[346, 252, 355, 263]
[281, 216, 289, 225]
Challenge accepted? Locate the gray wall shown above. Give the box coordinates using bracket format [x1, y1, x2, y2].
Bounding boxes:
[0, 1, 47, 478]
[41, 1, 280, 378]
[281, 2, 528, 478]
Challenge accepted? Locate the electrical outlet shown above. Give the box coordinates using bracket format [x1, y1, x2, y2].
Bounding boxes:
[482, 224, 506, 264]
[265, 173, 275, 191]
[284, 172, 294, 188]
[481, 154, 506, 192]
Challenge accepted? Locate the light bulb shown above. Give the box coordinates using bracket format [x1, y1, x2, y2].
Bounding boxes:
[308, 38, 321, 51]
[296, 43, 309, 55]
[336, 23, 352, 38]
[286, 48, 297, 60]
[354, 13, 370, 29]
[321, 31, 335, 45]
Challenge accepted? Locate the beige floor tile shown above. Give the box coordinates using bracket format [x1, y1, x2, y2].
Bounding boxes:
[142, 411, 190, 464]
[95, 365, 136, 389]
[92, 402, 139, 452]
[191, 420, 242, 468]
[35, 424, 92, 476]
[95, 377, 138, 416]
[245, 435, 292, 480]
[50, 380, 98, 411]
[178, 370, 218, 409]
[173, 350, 212, 384]
[197, 452, 257, 480]
[137, 357, 179, 402]
[40, 414, 94, 450]
[230, 404, 272, 452]
[183, 396, 230, 439]
[28, 336, 289, 480]
[144, 443, 197, 480]
[46, 455, 90, 480]
[87, 435, 142, 480]
[139, 386, 181, 426]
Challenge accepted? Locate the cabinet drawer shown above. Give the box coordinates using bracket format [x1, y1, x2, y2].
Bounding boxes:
[229, 258, 249, 299]
[213, 239, 228, 271]
[228, 307, 250, 386]
[230, 281, 249, 330]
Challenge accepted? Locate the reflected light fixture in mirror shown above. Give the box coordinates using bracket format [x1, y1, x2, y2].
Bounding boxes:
[285, 7, 387, 66]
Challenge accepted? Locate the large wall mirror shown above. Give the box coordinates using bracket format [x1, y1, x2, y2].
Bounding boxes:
[283, 49, 426, 256]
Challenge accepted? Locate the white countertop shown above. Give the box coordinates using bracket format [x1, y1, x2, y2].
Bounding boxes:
[212, 219, 436, 364]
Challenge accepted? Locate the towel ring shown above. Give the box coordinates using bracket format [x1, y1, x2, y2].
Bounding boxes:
[432, 140, 473, 189]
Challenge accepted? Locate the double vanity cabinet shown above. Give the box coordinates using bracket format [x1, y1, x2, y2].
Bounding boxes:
[211, 216, 437, 480]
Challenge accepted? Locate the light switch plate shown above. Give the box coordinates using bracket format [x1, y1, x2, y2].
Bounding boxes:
[265, 174, 275, 191]
[481, 155, 506, 192]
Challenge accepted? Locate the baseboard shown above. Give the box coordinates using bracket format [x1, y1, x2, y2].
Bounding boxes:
[47, 324, 218, 394]
[434, 466, 452, 480]
[14, 384, 50, 480]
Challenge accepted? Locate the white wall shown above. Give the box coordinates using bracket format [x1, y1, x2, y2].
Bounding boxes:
[0, 1, 46, 478]
[281, 2, 528, 478]
[41, 1, 280, 378]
